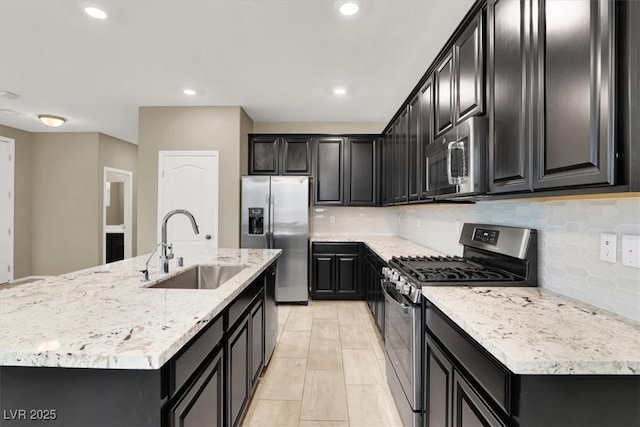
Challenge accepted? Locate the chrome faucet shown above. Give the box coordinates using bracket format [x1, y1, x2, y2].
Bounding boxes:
[139, 242, 171, 281]
[161, 209, 200, 273]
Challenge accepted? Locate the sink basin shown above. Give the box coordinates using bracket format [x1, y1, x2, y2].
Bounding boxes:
[149, 265, 248, 290]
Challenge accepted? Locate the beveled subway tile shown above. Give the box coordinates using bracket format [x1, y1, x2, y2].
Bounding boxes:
[340, 324, 373, 350]
[244, 399, 301, 427]
[307, 340, 343, 371]
[346, 384, 403, 427]
[300, 370, 349, 421]
[274, 331, 311, 358]
[311, 318, 340, 340]
[285, 311, 313, 332]
[259, 357, 307, 400]
[342, 349, 384, 385]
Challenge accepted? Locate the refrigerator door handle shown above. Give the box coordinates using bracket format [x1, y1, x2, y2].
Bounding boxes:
[269, 193, 275, 249]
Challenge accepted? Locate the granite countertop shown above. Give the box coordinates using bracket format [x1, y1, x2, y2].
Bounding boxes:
[311, 234, 444, 261]
[0, 248, 281, 370]
[422, 286, 640, 375]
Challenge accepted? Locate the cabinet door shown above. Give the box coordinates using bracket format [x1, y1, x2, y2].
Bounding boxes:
[393, 112, 409, 204]
[250, 298, 264, 389]
[425, 334, 454, 427]
[345, 137, 377, 206]
[419, 78, 434, 200]
[169, 349, 224, 427]
[453, 370, 506, 427]
[488, 0, 532, 193]
[455, 12, 485, 123]
[408, 93, 421, 202]
[281, 137, 311, 175]
[435, 51, 454, 137]
[381, 130, 394, 206]
[533, 0, 615, 189]
[314, 138, 344, 205]
[227, 318, 250, 427]
[335, 254, 358, 297]
[249, 136, 279, 175]
[312, 255, 335, 297]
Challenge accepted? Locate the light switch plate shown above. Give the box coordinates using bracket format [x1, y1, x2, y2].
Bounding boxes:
[621, 235, 640, 268]
[600, 233, 617, 263]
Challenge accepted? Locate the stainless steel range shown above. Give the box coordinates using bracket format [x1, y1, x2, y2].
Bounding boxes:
[383, 223, 538, 427]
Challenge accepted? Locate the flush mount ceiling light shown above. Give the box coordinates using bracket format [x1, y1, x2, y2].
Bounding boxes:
[38, 114, 67, 128]
[84, 6, 108, 20]
[338, 1, 360, 16]
[333, 87, 347, 95]
[183, 89, 197, 96]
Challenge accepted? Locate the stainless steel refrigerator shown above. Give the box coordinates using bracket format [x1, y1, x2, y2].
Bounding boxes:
[241, 176, 310, 304]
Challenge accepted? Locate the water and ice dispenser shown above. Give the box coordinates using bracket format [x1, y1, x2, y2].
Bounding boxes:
[248, 208, 264, 235]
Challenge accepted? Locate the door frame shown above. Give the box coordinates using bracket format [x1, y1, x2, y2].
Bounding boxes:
[0, 136, 14, 283]
[103, 167, 133, 264]
[157, 150, 219, 247]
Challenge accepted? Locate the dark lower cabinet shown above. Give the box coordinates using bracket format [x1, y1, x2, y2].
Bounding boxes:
[227, 316, 249, 427]
[250, 298, 264, 389]
[106, 232, 125, 264]
[311, 243, 360, 300]
[361, 245, 386, 337]
[423, 299, 640, 427]
[169, 349, 224, 427]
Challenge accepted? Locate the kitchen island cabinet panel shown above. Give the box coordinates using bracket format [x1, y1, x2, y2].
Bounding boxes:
[227, 317, 250, 427]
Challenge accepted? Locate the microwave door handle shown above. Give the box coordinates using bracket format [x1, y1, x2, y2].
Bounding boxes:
[446, 141, 456, 185]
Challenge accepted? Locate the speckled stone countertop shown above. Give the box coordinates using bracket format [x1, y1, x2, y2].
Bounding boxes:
[0, 248, 281, 370]
[422, 287, 640, 375]
[311, 234, 444, 261]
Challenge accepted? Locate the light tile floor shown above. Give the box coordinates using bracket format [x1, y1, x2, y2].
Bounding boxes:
[242, 300, 403, 427]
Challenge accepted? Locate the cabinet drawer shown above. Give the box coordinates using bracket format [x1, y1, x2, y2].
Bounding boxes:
[172, 314, 224, 397]
[425, 302, 511, 415]
[312, 242, 359, 254]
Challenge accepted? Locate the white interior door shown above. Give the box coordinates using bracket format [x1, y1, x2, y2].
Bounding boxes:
[0, 136, 14, 283]
[158, 151, 219, 253]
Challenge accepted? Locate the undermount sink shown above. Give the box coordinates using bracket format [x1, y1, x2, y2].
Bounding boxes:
[149, 264, 248, 290]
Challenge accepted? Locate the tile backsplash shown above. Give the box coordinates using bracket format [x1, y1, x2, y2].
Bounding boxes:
[311, 196, 640, 321]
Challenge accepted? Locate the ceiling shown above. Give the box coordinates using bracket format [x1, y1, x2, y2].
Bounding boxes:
[0, 0, 474, 144]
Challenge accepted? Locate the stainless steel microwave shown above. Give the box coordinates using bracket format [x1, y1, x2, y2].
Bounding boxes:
[424, 116, 487, 200]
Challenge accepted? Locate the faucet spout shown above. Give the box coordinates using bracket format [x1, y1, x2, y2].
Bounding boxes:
[160, 209, 200, 273]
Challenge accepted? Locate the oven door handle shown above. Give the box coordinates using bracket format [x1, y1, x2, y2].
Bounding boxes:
[382, 281, 412, 314]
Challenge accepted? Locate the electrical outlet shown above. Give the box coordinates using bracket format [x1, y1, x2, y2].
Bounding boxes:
[329, 215, 335, 224]
[621, 235, 640, 268]
[600, 233, 617, 263]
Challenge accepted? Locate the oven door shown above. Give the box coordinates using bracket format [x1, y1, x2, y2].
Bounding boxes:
[383, 280, 421, 410]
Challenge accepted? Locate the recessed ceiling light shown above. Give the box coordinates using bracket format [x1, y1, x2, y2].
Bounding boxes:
[339, 2, 360, 16]
[183, 89, 197, 96]
[84, 6, 108, 20]
[38, 115, 67, 128]
[333, 87, 347, 95]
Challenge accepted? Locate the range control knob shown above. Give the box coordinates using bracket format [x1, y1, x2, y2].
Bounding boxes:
[402, 284, 412, 295]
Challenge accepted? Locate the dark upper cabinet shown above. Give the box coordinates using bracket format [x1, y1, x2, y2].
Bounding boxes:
[408, 93, 421, 202]
[281, 137, 312, 175]
[314, 137, 344, 205]
[381, 129, 394, 206]
[419, 78, 435, 200]
[249, 136, 279, 175]
[454, 12, 485, 123]
[532, 0, 616, 189]
[488, 0, 532, 193]
[435, 51, 455, 137]
[393, 111, 409, 204]
[345, 137, 378, 206]
[249, 136, 311, 176]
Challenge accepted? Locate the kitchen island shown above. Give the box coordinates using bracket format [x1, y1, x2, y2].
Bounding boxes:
[0, 248, 281, 426]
